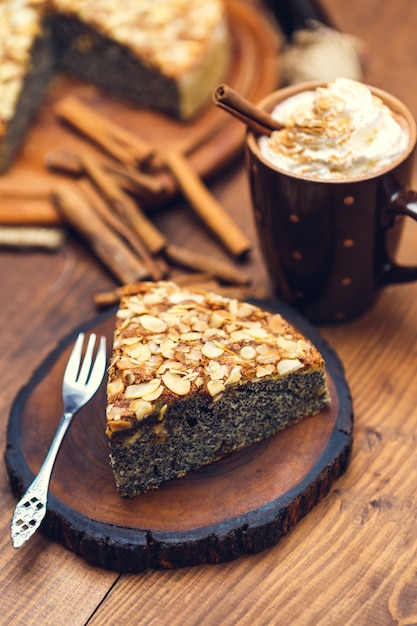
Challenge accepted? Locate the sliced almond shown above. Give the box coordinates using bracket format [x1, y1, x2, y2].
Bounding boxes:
[180, 331, 203, 341]
[116, 356, 140, 370]
[125, 299, 149, 315]
[107, 418, 132, 432]
[187, 347, 202, 362]
[225, 366, 242, 386]
[168, 292, 205, 304]
[277, 359, 304, 375]
[116, 308, 133, 320]
[297, 339, 310, 353]
[130, 399, 153, 420]
[107, 378, 124, 396]
[256, 348, 282, 364]
[125, 378, 161, 399]
[162, 371, 191, 396]
[229, 299, 239, 317]
[192, 319, 209, 332]
[240, 345, 256, 360]
[207, 361, 228, 381]
[256, 364, 275, 378]
[202, 340, 224, 359]
[230, 329, 250, 342]
[207, 380, 226, 397]
[236, 302, 256, 318]
[160, 313, 180, 327]
[209, 311, 226, 328]
[244, 327, 268, 339]
[142, 385, 163, 402]
[277, 336, 300, 357]
[143, 292, 165, 306]
[125, 342, 152, 362]
[268, 313, 285, 334]
[139, 314, 167, 333]
[160, 337, 177, 358]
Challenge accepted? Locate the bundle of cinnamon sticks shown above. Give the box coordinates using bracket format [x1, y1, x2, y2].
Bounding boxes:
[36, 94, 256, 301]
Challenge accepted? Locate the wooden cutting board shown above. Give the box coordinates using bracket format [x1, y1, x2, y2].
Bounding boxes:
[5, 300, 353, 573]
[0, 0, 281, 223]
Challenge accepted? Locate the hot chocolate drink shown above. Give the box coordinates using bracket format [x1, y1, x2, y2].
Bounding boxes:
[259, 78, 409, 180]
[246, 80, 417, 323]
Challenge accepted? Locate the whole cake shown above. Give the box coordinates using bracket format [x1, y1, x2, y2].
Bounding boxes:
[0, 1, 53, 173]
[0, 0, 231, 173]
[106, 281, 330, 496]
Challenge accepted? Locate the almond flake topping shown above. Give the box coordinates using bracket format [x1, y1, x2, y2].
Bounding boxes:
[106, 281, 319, 432]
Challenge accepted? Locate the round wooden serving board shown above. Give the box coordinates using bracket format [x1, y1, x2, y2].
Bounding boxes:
[5, 301, 353, 573]
[0, 0, 281, 220]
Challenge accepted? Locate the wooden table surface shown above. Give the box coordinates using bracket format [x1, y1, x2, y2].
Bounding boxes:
[2, 1, 417, 624]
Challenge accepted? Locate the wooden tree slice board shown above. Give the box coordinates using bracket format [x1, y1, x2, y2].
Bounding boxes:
[0, 0, 281, 221]
[5, 300, 353, 573]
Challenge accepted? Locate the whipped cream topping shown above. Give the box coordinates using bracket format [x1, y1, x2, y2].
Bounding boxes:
[259, 78, 409, 180]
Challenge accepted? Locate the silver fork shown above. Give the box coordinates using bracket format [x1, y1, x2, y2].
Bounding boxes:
[10, 332, 107, 549]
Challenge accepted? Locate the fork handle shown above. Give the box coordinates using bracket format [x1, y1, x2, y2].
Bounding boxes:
[33, 410, 74, 491]
[11, 410, 74, 548]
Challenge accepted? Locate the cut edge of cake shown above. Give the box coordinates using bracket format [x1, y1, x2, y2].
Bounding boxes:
[106, 281, 330, 497]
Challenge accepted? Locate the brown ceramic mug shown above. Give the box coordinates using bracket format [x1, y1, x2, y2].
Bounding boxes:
[245, 81, 417, 323]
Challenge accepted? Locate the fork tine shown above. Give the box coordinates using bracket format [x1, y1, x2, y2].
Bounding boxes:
[87, 336, 107, 391]
[77, 333, 97, 385]
[64, 332, 85, 379]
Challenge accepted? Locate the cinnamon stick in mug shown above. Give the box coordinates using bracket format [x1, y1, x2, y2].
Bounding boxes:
[213, 84, 283, 136]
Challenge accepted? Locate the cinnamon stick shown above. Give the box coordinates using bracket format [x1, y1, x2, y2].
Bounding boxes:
[54, 96, 154, 165]
[0, 201, 62, 226]
[45, 148, 166, 197]
[78, 178, 165, 281]
[174, 272, 215, 285]
[80, 153, 167, 255]
[0, 181, 52, 199]
[53, 184, 150, 284]
[163, 151, 251, 258]
[213, 84, 283, 136]
[164, 244, 250, 285]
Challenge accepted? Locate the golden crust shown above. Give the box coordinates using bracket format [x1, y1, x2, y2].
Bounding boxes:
[106, 281, 326, 436]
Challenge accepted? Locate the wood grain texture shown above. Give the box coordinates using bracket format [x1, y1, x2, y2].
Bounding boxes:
[2, 0, 417, 624]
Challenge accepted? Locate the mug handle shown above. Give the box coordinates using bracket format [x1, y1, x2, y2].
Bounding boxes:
[378, 184, 417, 285]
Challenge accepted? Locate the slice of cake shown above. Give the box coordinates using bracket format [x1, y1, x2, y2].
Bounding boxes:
[106, 281, 330, 496]
[50, 0, 231, 120]
[0, 1, 54, 173]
